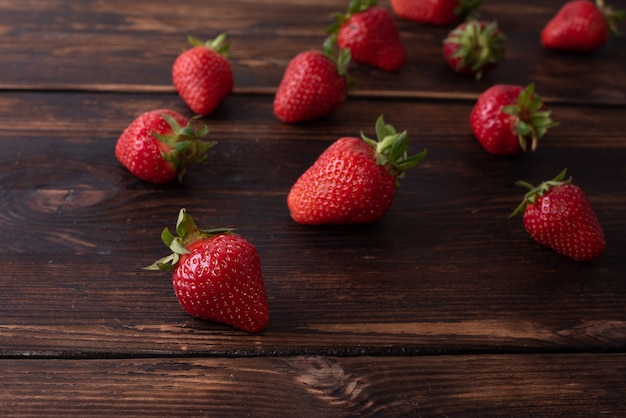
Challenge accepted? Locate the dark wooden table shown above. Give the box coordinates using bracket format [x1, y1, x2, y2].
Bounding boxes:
[1, 0, 625, 416]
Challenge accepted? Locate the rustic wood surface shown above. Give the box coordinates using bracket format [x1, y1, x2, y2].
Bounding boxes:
[1, 0, 625, 416]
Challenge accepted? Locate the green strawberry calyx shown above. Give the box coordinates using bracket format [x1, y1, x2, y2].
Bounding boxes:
[145, 208, 234, 271]
[444, 20, 506, 80]
[322, 38, 355, 89]
[510, 168, 572, 218]
[454, 0, 483, 20]
[361, 115, 428, 188]
[501, 83, 558, 153]
[152, 113, 217, 182]
[187, 33, 231, 56]
[596, 0, 626, 37]
[326, 0, 377, 39]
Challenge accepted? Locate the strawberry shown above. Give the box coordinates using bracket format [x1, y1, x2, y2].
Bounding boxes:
[273, 39, 352, 124]
[390, 0, 481, 25]
[172, 34, 234, 115]
[146, 209, 270, 333]
[511, 169, 606, 262]
[287, 115, 427, 225]
[115, 109, 215, 183]
[469, 83, 558, 156]
[541, 0, 625, 53]
[327, 0, 407, 71]
[443, 20, 506, 80]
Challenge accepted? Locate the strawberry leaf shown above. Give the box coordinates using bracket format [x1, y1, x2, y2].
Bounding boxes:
[327, 0, 377, 36]
[322, 38, 354, 88]
[454, 0, 483, 20]
[145, 209, 234, 271]
[187, 34, 230, 56]
[597, 0, 626, 37]
[510, 169, 571, 218]
[444, 20, 506, 80]
[151, 113, 217, 183]
[362, 115, 427, 188]
[502, 83, 558, 152]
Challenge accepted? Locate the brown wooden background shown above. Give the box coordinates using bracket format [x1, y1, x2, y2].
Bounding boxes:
[1, 0, 625, 416]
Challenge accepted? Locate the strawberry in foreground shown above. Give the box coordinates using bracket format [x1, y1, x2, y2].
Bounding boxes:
[115, 109, 215, 183]
[273, 39, 352, 123]
[287, 115, 427, 225]
[172, 34, 234, 115]
[391, 0, 481, 25]
[327, 0, 407, 71]
[469, 83, 558, 156]
[146, 209, 270, 333]
[443, 20, 506, 80]
[541, 0, 625, 53]
[511, 169, 606, 262]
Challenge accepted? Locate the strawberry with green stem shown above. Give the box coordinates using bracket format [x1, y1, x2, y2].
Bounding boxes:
[327, 0, 407, 71]
[146, 209, 270, 333]
[469, 83, 558, 156]
[541, 0, 625, 53]
[273, 39, 352, 123]
[287, 115, 427, 225]
[511, 169, 606, 262]
[443, 20, 506, 80]
[173, 34, 234, 115]
[115, 109, 215, 183]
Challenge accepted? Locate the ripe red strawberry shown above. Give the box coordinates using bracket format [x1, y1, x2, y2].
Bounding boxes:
[172, 34, 234, 115]
[511, 169, 606, 262]
[391, 0, 481, 25]
[327, 0, 407, 71]
[273, 40, 352, 124]
[469, 83, 558, 156]
[146, 209, 270, 333]
[443, 20, 506, 80]
[115, 109, 215, 183]
[287, 115, 427, 225]
[541, 0, 625, 53]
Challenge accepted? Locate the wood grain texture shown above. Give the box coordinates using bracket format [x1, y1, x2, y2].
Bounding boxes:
[0, 93, 624, 356]
[0, 0, 624, 103]
[1, 354, 625, 416]
[1, 1, 625, 415]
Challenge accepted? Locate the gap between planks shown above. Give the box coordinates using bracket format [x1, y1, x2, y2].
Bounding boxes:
[0, 83, 477, 100]
[0, 83, 619, 106]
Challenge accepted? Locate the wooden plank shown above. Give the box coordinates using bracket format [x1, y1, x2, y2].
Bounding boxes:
[0, 0, 624, 104]
[0, 92, 624, 355]
[1, 354, 625, 416]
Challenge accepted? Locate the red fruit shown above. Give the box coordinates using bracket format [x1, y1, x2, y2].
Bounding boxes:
[390, 0, 481, 25]
[173, 34, 234, 115]
[273, 40, 352, 124]
[146, 209, 270, 333]
[327, 0, 407, 71]
[541, 0, 625, 53]
[469, 83, 558, 156]
[511, 169, 606, 262]
[115, 109, 215, 183]
[287, 115, 427, 225]
[443, 20, 506, 80]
